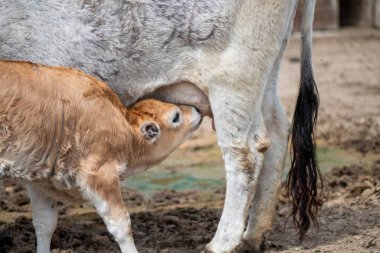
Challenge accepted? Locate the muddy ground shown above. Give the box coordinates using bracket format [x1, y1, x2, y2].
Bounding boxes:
[1, 28, 380, 252]
[1, 162, 379, 253]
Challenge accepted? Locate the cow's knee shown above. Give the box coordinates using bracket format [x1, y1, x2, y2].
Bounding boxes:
[207, 135, 267, 253]
[240, 99, 290, 252]
[254, 134, 270, 153]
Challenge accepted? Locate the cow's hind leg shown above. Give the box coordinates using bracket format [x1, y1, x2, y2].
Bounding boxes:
[239, 4, 298, 249]
[26, 184, 58, 253]
[201, 3, 297, 252]
[239, 36, 291, 253]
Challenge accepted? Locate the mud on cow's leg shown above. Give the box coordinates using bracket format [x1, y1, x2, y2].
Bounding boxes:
[240, 86, 290, 252]
[204, 84, 268, 253]
[27, 184, 58, 253]
[79, 161, 138, 253]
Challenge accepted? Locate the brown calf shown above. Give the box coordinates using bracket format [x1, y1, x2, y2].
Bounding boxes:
[0, 60, 202, 253]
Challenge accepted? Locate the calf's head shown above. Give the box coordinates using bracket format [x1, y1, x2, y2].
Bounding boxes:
[128, 99, 202, 166]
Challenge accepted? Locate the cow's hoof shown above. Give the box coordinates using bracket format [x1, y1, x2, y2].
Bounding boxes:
[237, 239, 265, 253]
[201, 243, 242, 253]
[201, 248, 240, 253]
[200, 246, 215, 253]
[237, 233, 267, 253]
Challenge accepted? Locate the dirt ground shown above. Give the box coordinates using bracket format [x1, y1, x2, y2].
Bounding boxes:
[1, 162, 379, 253]
[279, 28, 380, 154]
[1, 28, 380, 252]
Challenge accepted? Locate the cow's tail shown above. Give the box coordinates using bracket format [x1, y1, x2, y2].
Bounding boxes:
[286, 0, 322, 241]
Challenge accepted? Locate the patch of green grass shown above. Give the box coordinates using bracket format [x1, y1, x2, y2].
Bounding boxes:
[124, 172, 223, 194]
[282, 143, 379, 178]
[124, 141, 379, 194]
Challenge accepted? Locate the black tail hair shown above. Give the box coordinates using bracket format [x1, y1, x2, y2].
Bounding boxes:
[286, 0, 323, 241]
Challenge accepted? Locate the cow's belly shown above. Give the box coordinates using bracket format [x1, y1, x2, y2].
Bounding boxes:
[0, 0, 238, 113]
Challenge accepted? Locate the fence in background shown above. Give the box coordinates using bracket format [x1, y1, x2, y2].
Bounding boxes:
[294, 0, 380, 30]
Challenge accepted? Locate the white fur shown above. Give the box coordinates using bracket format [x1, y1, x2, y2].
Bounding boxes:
[204, 2, 298, 252]
[26, 184, 58, 253]
[0, 159, 13, 177]
[0, 0, 316, 252]
[240, 18, 294, 251]
[78, 176, 138, 253]
[0, 163, 6, 176]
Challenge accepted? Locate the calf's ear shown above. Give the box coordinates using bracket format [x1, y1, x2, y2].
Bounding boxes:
[140, 122, 160, 142]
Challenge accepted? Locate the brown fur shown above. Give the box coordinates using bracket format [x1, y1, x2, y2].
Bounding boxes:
[0, 60, 200, 203]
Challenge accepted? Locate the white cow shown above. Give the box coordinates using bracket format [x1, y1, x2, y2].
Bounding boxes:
[0, 1, 322, 252]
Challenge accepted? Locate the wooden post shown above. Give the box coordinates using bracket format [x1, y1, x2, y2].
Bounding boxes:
[374, 0, 380, 28]
[294, 0, 339, 31]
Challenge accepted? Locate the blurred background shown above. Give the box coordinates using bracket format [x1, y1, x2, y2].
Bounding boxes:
[1, 1, 380, 252]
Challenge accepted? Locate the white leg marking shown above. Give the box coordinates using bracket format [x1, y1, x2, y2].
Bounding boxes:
[27, 184, 58, 253]
[78, 175, 138, 253]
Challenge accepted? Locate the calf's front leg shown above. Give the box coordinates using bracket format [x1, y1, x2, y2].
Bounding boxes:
[79, 161, 138, 253]
[26, 184, 58, 253]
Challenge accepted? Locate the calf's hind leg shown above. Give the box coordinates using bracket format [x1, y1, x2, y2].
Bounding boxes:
[79, 161, 138, 253]
[26, 184, 58, 253]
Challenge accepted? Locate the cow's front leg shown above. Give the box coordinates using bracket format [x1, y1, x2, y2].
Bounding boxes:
[79, 161, 138, 253]
[26, 184, 58, 253]
[204, 84, 268, 253]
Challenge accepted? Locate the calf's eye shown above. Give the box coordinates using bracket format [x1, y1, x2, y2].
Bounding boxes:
[172, 112, 181, 124]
